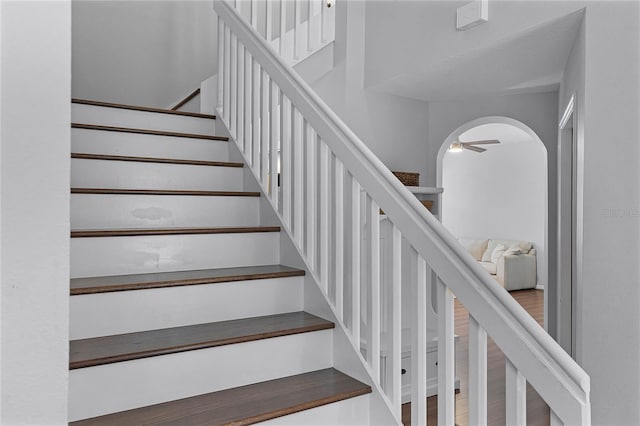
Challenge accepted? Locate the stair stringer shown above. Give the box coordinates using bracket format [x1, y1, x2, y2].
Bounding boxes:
[281, 237, 398, 426]
[222, 123, 401, 426]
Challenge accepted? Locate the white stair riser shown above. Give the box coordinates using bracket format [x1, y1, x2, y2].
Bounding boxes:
[71, 159, 243, 191]
[260, 394, 370, 426]
[68, 330, 333, 422]
[71, 194, 260, 229]
[72, 103, 215, 135]
[71, 232, 279, 278]
[70, 276, 304, 339]
[72, 128, 229, 162]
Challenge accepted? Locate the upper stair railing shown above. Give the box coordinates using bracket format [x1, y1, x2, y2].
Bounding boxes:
[226, 0, 335, 66]
[214, 1, 591, 424]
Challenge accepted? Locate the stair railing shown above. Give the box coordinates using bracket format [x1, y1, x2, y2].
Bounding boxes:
[214, 1, 591, 424]
[226, 0, 335, 66]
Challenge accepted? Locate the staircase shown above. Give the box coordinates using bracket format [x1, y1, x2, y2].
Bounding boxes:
[67, 1, 592, 424]
[68, 99, 372, 424]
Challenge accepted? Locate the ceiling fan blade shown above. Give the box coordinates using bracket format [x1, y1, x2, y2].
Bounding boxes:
[462, 139, 500, 145]
[463, 144, 486, 153]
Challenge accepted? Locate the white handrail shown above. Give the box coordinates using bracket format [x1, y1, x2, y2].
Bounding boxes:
[214, 1, 590, 424]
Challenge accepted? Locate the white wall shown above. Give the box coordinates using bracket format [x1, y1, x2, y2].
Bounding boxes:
[1, 1, 71, 424]
[72, 0, 217, 109]
[442, 125, 546, 287]
[560, 3, 640, 425]
[308, 0, 431, 181]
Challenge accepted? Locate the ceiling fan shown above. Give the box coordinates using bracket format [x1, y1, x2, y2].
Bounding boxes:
[448, 139, 500, 153]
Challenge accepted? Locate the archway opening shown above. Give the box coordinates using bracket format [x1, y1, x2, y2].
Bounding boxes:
[437, 117, 548, 297]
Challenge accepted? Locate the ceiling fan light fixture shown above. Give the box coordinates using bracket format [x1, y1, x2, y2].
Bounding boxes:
[449, 142, 463, 153]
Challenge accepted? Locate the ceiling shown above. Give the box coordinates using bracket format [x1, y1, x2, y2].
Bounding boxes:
[371, 10, 583, 102]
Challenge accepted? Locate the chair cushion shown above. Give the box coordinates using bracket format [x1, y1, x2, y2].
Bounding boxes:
[459, 238, 489, 261]
[479, 261, 497, 275]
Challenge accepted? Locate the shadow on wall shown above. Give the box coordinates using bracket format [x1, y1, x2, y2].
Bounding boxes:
[438, 118, 547, 290]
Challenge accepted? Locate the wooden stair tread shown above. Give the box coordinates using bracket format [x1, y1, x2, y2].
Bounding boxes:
[70, 265, 305, 295]
[72, 98, 216, 119]
[71, 153, 243, 168]
[71, 123, 229, 141]
[70, 368, 370, 425]
[71, 226, 280, 238]
[71, 188, 260, 197]
[69, 312, 334, 369]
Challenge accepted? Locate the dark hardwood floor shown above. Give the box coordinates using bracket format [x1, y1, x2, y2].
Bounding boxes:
[402, 289, 549, 425]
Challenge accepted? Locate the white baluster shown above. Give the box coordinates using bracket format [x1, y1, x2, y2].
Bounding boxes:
[334, 158, 344, 320]
[438, 278, 455, 426]
[279, 0, 287, 57]
[322, 0, 335, 44]
[223, 25, 231, 124]
[411, 252, 427, 426]
[351, 177, 361, 346]
[250, 0, 257, 29]
[266, 0, 274, 42]
[506, 358, 527, 426]
[294, 0, 301, 60]
[252, 59, 261, 171]
[367, 196, 380, 380]
[391, 224, 402, 414]
[270, 82, 280, 205]
[281, 96, 292, 228]
[319, 140, 330, 292]
[260, 70, 270, 187]
[305, 123, 317, 271]
[320, 0, 329, 44]
[293, 107, 304, 247]
[244, 49, 252, 163]
[306, 0, 312, 52]
[217, 18, 224, 114]
[309, 0, 321, 50]
[469, 314, 487, 426]
[237, 43, 245, 152]
[229, 33, 237, 138]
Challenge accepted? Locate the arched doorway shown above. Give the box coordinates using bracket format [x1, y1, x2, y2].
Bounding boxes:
[436, 116, 548, 308]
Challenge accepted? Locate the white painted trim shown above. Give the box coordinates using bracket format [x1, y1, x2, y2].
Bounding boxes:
[556, 92, 581, 360]
[559, 94, 576, 130]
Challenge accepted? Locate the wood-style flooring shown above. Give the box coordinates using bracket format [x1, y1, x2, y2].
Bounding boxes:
[402, 289, 549, 426]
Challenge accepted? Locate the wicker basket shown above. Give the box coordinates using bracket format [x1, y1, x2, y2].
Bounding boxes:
[421, 200, 434, 212]
[391, 171, 419, 187]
